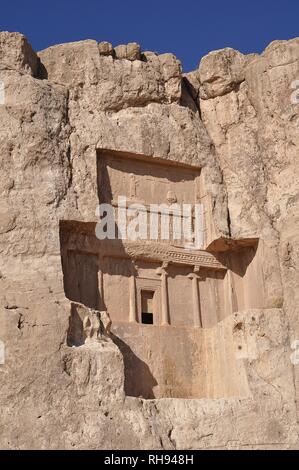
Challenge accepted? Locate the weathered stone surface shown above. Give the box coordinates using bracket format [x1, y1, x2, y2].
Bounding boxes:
[38, 40, 182, 107]
[0, 32, 299, 450]
[98, 41, 113, 56]
[198, 48, 246, 99]
[0, 31, 39, 76]
[197, 40, 299, 434]
[114, 42, 141, 60]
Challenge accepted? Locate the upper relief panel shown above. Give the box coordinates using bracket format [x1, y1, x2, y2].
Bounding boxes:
[97, 150, 203, 249]
[98, 150, 201, 207]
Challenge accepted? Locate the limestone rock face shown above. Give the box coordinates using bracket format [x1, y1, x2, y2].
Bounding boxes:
[0, 32, 39, 76]
[197, 41, 299, 415]
[98, 41, 113, 56]
[0, 33, 299, 449]
[114, 42, 141, 60]
[198, 48, 247, 99]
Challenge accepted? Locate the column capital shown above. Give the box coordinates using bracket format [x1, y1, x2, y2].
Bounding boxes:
[189, 265, 206, 281]
[188, 266, 200, 279]
[193, 265, 201, 274]
[156, 261, 169, 276]
[187, 272, 197, 280]
[130, 258, 139, 273]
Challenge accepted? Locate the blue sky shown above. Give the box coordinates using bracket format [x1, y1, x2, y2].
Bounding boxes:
[1, 0, 299, 71]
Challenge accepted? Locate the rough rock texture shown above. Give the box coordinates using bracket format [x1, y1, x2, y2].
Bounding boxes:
[196, 41, 299, 414]
[0, 32, 299, 449]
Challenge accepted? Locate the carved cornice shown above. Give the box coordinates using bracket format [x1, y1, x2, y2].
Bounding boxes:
[121, 241, 226, 270]
[62, 222, 226, 271]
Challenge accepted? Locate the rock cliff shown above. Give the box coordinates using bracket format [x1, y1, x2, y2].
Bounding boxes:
[0, 32, 298, 449]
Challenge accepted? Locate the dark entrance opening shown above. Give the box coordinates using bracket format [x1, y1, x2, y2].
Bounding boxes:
[141, 290, 154, 325]
[142, 312, 154, 324]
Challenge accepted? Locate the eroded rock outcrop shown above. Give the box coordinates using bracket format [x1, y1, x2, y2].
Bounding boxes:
[0, 32, 298, 449]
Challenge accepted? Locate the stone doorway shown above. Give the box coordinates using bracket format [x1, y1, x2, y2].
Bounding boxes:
[141, 290, 155, 324]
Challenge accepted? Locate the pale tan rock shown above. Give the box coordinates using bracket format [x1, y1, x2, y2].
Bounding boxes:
[197, 39, 299, 436]
[0, 31, 299, 451]
[198, 47, 246, 99]
[39, 41, 182, 107]
[114, 44, 127, 59]
[98, 41, 113, 56]
[0, 31, 39, 76]
[126, 42, 141, 60]
[114, 42, 141, 61]
[183, 70, 200, 100]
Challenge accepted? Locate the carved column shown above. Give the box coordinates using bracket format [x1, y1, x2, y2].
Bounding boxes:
[129, 262, 137, 323]
[156, 262, 170, 326]
[188, 266, 202, 328]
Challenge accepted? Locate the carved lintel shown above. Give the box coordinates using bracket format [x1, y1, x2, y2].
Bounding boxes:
[121, 242, 226, 270]
[62, 226, 227, 271]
